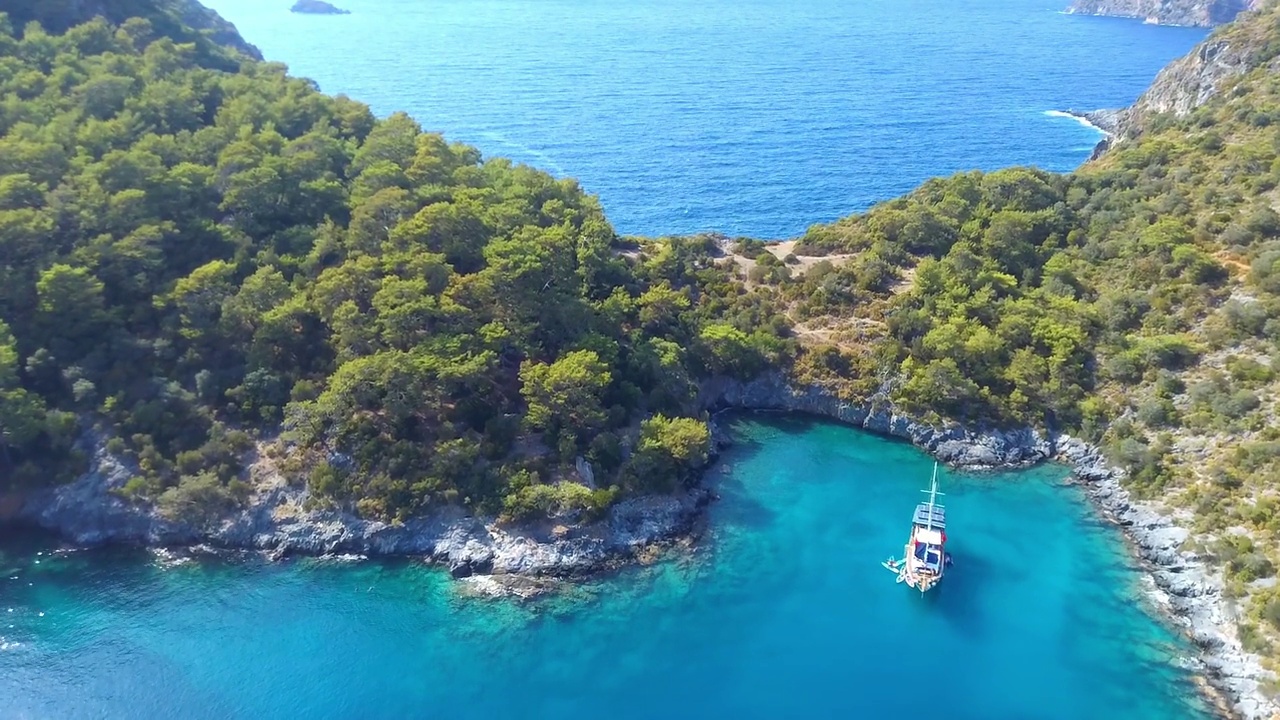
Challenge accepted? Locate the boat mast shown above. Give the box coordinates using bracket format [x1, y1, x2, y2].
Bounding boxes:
[923, 462, 940, 531]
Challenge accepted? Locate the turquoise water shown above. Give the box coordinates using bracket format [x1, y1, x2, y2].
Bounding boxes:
[203, 0, 1206, 238]
[0, 417, 1209, 719]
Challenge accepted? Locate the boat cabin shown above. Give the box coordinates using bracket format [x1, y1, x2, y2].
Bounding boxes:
[910, 503, 947, 572]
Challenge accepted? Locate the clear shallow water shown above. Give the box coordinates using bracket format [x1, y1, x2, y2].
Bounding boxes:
[0, 417, 1209, 719]
[203, 0, 1206, 238]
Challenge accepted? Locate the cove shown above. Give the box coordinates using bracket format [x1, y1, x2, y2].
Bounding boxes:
[200, 0, 1206, 239]
[0, 416, 1210, 719]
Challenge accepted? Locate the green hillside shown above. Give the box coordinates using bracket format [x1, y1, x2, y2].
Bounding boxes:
[0, 10, 789, 524]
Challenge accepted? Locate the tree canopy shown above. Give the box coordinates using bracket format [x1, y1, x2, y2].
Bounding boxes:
[0, 10, 785, 521]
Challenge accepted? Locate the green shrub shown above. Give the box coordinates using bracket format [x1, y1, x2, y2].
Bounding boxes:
[156, 472, 244, 527]
[501, 482, 615, 522]
[621, 415, 711, 494]
[1136, 397, 1179, 428]
[1262, 596, 1280, 631]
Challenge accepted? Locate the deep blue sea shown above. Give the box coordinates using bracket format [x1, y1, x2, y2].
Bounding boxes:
[1, 417, 1210, 719]
[203, 0, 1205, 238]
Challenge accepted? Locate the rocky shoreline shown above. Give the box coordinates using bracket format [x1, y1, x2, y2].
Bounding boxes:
[1064, 108, 1124, 136]
[7, 373, 1278, 717]
[12, 432, 712, 596]
[1060, 108, 1126, 160]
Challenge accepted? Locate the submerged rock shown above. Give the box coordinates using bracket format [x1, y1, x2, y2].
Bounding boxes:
[455, 573, 560, 600]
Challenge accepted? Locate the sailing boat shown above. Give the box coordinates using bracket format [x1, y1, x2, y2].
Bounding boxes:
[881, 462, 953, 593]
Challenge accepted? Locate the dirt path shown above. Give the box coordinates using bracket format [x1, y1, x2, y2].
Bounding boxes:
[763, 240, 858, 277]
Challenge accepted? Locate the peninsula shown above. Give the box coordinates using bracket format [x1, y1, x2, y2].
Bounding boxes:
[1066, 0, 1259, 26]
[0, 1, 1279, 716]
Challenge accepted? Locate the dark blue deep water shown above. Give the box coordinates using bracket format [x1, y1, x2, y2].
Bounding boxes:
[1, 418, 1210, 719]
[205, 0, 1205, 238]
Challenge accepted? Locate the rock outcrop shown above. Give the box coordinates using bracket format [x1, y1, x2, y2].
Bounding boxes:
[1063, 108, 1126, 137]
[290, 0, 351, 15]
[1065, 0, 1259, 27]
[168, 0, 265, 58]
[703, 374, 1056, 468]
[1126, 35, 1264, 121]
[18, 428, 711, 585]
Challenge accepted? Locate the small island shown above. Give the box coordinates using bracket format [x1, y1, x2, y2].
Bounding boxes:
[290, 0, 350, 15]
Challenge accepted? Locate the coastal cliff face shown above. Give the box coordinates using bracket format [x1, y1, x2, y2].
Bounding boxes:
[1066, 0, 1259, 26]
[1085, 13, 1273, 153]
[17, 378, 1067, 577]
[1126, 35, 1265, 127]
[15, 378, 1073, 584]
[1086, 38, 1260, 153]
[166, 0, 264, 58]
[18, 428, 710, 588]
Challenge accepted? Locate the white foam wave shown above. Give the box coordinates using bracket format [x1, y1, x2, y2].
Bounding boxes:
[1043, 110, 1108, 135]
[150, 548, 194, 569]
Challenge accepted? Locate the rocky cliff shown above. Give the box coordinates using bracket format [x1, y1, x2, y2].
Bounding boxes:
[1065, 0, 1259, 26]
[18, 428, 711, 587]
[167, 0, 263, 58]
[17, 378, 1067, 577]
[1088, 2, 1278, 153]
[1128, 35, 1266, 125]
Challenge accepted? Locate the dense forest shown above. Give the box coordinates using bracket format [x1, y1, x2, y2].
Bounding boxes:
[0, 10, 790, 525]
[3, 0, 1280, 668]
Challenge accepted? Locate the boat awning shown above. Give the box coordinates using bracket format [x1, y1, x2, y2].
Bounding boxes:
[913, 504, 946, 529]
[915, 528, 943, 545]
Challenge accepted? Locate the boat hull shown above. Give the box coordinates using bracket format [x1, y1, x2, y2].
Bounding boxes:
[902, 543, 943, 592]
[902, 571, 940, 592]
